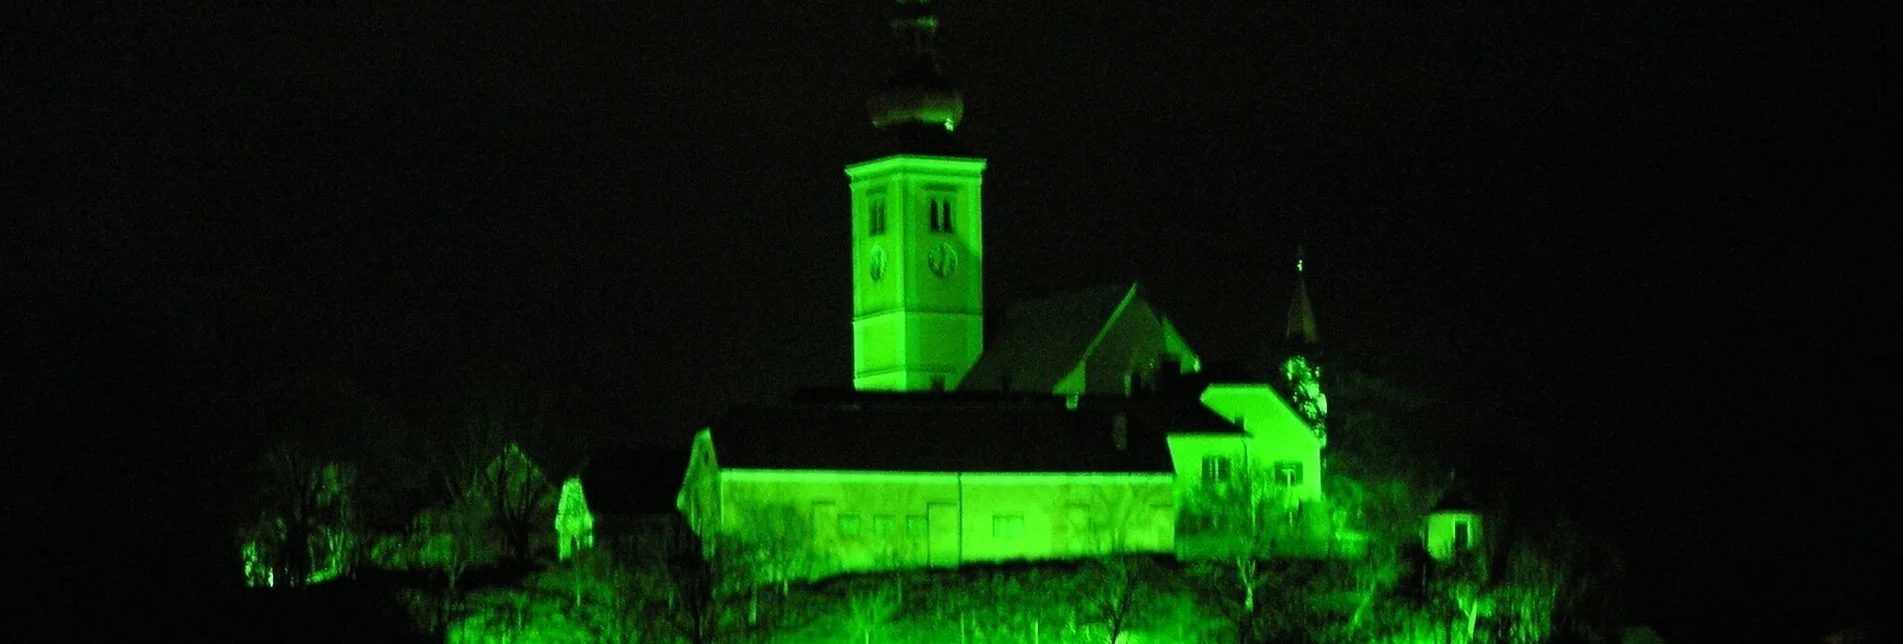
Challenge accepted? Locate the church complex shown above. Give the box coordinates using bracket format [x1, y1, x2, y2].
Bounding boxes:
[673, 0, 1362, 580]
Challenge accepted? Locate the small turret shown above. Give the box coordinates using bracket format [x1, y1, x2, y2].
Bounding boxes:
[1424, 484, 1483, 562]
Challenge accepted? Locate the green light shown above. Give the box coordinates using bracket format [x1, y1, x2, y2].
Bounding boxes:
[555, 477, 595, 561]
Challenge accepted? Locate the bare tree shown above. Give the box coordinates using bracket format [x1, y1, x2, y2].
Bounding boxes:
[471, 442, 555, 565]
[243, 442, 359, 587]
[423, 391, 558, 566]
[847, 584, 900, 644]
[662, 551, 730, 644]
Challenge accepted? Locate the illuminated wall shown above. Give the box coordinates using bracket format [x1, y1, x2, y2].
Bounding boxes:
[848, 155, 987, 392]
[1199, 383, 1325, 503]
[698, 469, 1173, 579]
[1425, 509, 1483, 562]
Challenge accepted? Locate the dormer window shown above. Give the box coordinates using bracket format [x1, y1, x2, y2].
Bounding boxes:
[928, 194, 954, 233]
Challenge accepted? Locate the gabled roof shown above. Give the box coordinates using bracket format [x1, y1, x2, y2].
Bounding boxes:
[582, 446, 692, 515]
[707, 395, 1177, 474]
[1431, 488, 1481, 513]
[1076, 395, 1245, 435]
[960, 283, 1137, 392]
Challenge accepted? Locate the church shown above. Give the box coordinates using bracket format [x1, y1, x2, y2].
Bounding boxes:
[674, 0, 1336, 581]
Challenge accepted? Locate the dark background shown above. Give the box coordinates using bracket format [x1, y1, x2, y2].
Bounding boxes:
[10, 1, 1892, 640]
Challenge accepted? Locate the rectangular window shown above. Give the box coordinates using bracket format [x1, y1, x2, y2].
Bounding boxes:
[838, 514, 862, 537]
[991, 514, 1025, 539]
[906, 515, 927, 537]
[872, 515, 896, 536]
[1272, 460, 1304, 486]
[1454, 521, 1471, 550]
[1201, 455, 1233, 484]
[1065, 505, 1089, 533]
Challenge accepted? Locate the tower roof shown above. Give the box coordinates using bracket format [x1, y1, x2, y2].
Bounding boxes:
[1285, 246, 1320, 346]
[864, 0, 968, 153]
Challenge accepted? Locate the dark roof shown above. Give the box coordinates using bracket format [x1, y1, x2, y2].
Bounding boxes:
[709, 397, 1176, 474]
[1075, 395, 1245, 435]
[961, 283, 1136, 392]
[581, 446, 691, 515]
[855, 121, 974, 158]
[1432, 488, 1481, 513]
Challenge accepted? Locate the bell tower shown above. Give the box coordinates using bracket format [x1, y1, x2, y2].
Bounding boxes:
[849, 0, 985, 392]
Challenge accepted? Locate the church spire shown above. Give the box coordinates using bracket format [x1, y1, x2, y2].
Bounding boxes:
[1280, 245, 1327, 446]
[1285, 245, 1321, 346]
[865, 0, 967, 153]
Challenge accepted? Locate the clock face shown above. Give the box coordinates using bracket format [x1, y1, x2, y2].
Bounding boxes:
[926, 242, 958, 278]
[868, 245, 888, 281]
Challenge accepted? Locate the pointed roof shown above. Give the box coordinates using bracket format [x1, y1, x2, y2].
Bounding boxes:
[959, 283, 1139, 392]
[582, 446, 691, 515]
[1285, 246, 1320, 346]
[1431, 487, 1480, 513]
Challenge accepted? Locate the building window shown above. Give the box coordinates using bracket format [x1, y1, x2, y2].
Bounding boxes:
[1453, 520, 1471, 550]
[872, 515, 897, 536]
[906, 515, 927, 537]
[839, 515, 862, 537]
[1272, 460, 1304, 486]
[928, 195, 954, 233]
[1201, 455, 1233, 484]
[868, 196, 887, 236]
[992, 514, 1025, 539]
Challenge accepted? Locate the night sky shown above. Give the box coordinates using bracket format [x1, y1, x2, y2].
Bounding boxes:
[13, 1, 1892, 640]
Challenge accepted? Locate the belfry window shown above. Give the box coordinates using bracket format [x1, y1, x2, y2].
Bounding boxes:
[928, 195, 954, 233]
[868, 195, 888, 236]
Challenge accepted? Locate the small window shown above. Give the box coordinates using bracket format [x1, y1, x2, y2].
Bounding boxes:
[1201, 456, 1233, 484]
[906, 515, 927, 537]
[1065, 505, 1089, 532]
[1453, 521, 1471, 550]
[872, 515, 896, 536]
[1272, 460, 1304, 486]
[992, 514, 1025, 539]
[868, 197, 887, 237]
[839, 515, 862, 536]
[928, 195, 955, 233]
